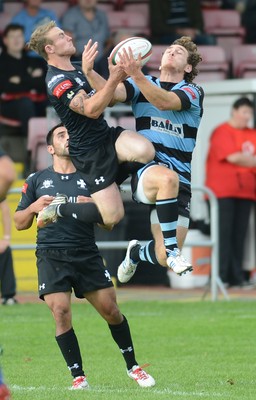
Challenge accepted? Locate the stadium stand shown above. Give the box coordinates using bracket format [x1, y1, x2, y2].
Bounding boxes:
[202, 9, 245, 61]
[231, 44, 256, 79]
[27, 117, 48, 171]
[196, 45, 230, 83]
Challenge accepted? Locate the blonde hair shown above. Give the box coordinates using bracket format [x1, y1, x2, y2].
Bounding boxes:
[172, 36, 202, 83]
[28, 20, 57, 60]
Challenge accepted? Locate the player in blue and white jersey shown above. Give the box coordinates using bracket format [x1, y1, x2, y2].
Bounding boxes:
[28, 21, 155, 230]
[83, 36, 204, 280]
[14, 123, 155, 390]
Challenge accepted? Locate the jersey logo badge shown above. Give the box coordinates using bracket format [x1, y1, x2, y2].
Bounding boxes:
[40, 179, 54, 189]
[22, 182, 28, 193]
[183, 87, 196, 99]
[61, 175, 69, 180]
[77, 179, 87, 189]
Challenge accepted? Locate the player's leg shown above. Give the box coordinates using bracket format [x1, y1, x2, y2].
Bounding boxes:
[85, 287, 155, 387]
[38, 250, 88, 390]
[44, 291, 89, 390]
[115, 130, 155, 164]
[118, 165, 192, 282]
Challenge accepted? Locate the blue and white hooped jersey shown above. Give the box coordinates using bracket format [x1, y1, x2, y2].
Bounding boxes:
[124, 76, 204, 186]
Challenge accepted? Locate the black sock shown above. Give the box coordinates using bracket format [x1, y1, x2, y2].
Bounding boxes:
[56, 328, 84, 378]
[156, 198, 178, 254]
[108, 315, 138, 370]
[139, 240, 159, 264]
[58, 202, 103, 224]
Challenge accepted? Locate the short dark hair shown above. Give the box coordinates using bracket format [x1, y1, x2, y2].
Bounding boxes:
[46, 123, 64, 145]
[233, 97, 253, 109]
[3, 23, 24, 38]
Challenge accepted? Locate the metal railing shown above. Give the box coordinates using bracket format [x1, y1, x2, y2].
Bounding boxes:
[8, 185, 229, 301]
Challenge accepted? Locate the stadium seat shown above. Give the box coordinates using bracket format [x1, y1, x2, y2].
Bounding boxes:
[203, 9, 245, 61]
[27, 117, 48, 171]
[107, 10, 150, 35]
[231, 44, 256, 78]
[197, 45, 229, 82]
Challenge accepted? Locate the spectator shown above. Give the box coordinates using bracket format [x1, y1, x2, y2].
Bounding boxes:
[0, 147, 16, 203]
[11, 0, 60, 57]
[61, 0, 113, 77]
[0, 199, 17, 306]
[149, 0, 216, 45]
[0, 24, 48, 139]
[205, 97, 256, 287]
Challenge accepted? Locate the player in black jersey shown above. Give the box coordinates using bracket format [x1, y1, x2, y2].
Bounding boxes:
[14, 123, 155, 390]
[28, 21, 155, 230]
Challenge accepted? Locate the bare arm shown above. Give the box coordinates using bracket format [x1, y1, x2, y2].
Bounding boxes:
[81, 39, 127, 105]
[227, 152, 256, 167]
[14, 195, 54, 230]
[118, 48, 182, 110]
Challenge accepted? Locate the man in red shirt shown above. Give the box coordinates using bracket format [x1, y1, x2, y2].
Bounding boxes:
[205, 97, 256, 287]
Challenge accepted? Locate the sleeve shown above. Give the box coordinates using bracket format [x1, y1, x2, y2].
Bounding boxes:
[15, 173, 38, 211]
[122, 79, 136, 102]
[173, 84, 204, 111]
[47, 73, 82, 107]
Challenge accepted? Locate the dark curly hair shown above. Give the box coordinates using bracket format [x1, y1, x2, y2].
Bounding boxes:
[172, 36, 202, 83]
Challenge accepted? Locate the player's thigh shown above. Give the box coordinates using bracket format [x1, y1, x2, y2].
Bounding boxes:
[85, 287, 123, 324]
[91, 182, 125, 223]
[115, 129, 155, 163]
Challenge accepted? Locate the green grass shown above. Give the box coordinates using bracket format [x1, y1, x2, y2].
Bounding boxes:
[0, 300, 255, 400]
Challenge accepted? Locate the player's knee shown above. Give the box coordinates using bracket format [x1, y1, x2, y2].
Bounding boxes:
[102, 208, 124, 226]
[160, 170, 179, 192]
[133, 140, 155, 164]
[52, 303, 71, 323]
[104, 305, 123, 324]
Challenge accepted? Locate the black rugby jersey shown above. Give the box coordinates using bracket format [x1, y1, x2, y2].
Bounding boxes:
[46, 64, 111, 156]
[16, 167, 96, 249]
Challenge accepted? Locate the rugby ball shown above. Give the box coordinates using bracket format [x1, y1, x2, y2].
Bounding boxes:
[110, 36, 152, 67]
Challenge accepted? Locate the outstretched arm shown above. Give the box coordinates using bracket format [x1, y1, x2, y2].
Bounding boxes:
[82, 39, 127, 105]
[118, 48, 182, 110]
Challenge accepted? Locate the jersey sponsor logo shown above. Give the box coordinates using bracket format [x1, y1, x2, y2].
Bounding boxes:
[95, 176, 105, 185]
[22, 182, 28, 193]
[40, 179, 54, 189]
[74, 77, 84, 86]
[77, 179, 87, 189]
[183, 87, 196, 99]
[53, 80, 73, 98]
[47, 74, 65, 88]
[150, 117, 184, 138]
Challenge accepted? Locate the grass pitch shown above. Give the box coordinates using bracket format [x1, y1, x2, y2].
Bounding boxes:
[1, 299, 255, 400]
